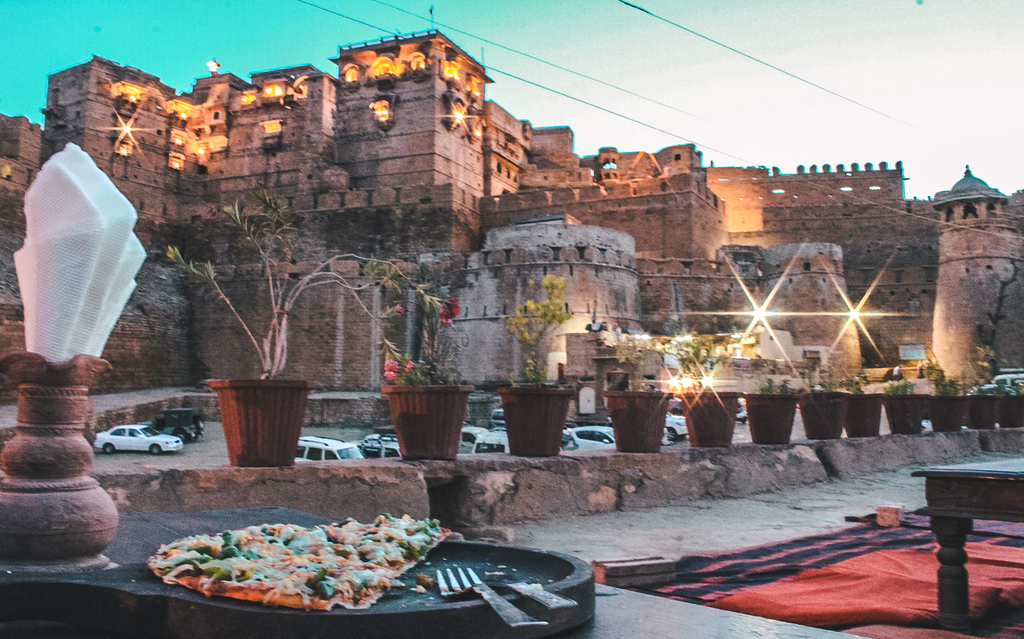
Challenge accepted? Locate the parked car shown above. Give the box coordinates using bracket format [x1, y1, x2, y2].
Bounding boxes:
[562, 425, 616, 451]
[295, 436, 364, 462]
[460, 425, 489, 454]
[489, 408, 506, 429]
[736, 398, 748, 424]
[664, 413, 687, 443]
[151, 408, 205, 443]
[472, 429, 509, 454]
[94, 425, 183, 455]
[359, 433, 402, 458]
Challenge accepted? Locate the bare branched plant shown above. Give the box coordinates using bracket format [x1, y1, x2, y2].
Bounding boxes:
[168, 189, 407, 379]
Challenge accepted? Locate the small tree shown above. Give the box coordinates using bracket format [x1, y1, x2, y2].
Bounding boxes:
[505, 274, 572, 385]
[168, 189, 405, 379]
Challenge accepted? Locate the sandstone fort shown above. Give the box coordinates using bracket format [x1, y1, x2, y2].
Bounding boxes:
[1, 30, 1022, 415]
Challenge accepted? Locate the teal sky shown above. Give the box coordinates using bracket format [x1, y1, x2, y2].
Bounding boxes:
[1, 0, 1021, 198]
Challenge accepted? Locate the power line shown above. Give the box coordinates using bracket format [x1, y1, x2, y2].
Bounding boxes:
[294, 0, 398, 35]
[367, 0, 719, 126]
[486, 66, 753, 164]
[617, 0, 917, 129]
[294, 0, 754, 163]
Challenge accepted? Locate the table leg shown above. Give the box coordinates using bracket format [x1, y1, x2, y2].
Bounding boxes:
[931, 515, 973, 633]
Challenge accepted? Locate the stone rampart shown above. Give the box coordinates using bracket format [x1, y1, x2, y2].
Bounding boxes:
[93, 429, 1024, 532]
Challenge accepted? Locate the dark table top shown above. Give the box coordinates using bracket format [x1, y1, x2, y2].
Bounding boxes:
[911, 458, 1024, 480]
[2, 508, 848, 639]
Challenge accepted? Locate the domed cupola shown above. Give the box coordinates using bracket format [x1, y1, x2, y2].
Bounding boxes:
[933, 166, 1008, 222]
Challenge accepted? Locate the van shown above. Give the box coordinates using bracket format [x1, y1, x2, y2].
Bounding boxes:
[295, 436, 364, 462]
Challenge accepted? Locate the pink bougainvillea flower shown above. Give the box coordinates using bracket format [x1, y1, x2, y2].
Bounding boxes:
[405, 360, 416, 371]
[439, 296, 460, 324]
[384, 359, 399, 373]
[384, 370, 399, 381]
[394, 304, 405, 315]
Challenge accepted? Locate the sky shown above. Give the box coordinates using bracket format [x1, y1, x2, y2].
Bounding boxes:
[1, 0, 1022, 199]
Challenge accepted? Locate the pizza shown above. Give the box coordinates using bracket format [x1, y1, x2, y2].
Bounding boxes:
[148, 514, 449, 611]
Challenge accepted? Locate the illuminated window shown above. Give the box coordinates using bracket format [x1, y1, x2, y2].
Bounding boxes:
[343, 65, 360, 83]
[117, 142, 133, 157]
[168, 152, 185, 170]
[263, 83, 285, 98]
[442, 61, 460, 80]
[372, 57, 396, 78]
[370, 99, 392, 126]
[408, 53, 426, 71]
[261, 120, 282, 134]
[171, 130, 185, 146]
[471, 121, 483, 139]
[121, 84, 141, 103]
[467, 76, 481, 96]
[168, 100, 192, 121]
[240, 91, 257, 105]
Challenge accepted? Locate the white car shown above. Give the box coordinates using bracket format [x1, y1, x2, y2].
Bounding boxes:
[95, 424, 183, 455]
[563, 426, 616, 451]
[471, 429, 509, 454]
[664, 413, 687, 442]
[460, 425, 490, 454]
[359, 434, 402, 458]
[295, 436, 364, 462]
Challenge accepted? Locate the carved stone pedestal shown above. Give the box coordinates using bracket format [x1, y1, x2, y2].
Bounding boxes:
[0, 352, 118, 571]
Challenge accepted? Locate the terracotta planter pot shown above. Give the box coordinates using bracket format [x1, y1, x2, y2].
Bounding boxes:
[681, 391, 739, 448]
[845, 394, 884, 438]
[798, 393, 848, 440]
[882, 394, 930, 434]
[497, 386, 573, 457]
[999, 395, 1024, 428]
[967, 395, 1001, 430]
[928, 396, 968, 433]
[746, 394, 799, 445]
[210, 379, 310, 467]
[606, 391, 671, 453]
[382, 385, 473, 460]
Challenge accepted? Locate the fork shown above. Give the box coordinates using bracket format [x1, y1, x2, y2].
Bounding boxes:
[437, 567, 548, 628]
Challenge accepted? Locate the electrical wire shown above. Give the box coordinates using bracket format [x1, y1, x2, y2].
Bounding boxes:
[295, 0, 399, 35]
[617, 0, 917, 129]
[367, 0, 718, 126]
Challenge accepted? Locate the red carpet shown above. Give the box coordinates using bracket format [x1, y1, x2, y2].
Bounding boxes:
[709, 543, 1024, 629]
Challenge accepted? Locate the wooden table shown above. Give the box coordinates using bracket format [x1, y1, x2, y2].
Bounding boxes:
[912, 458, 1024, 632]
[0, 507, 848, 639]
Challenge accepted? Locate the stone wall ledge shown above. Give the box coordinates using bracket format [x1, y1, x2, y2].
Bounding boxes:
[95, 429, 1024, 529]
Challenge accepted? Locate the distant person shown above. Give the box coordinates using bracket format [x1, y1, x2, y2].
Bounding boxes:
[893, 365, 903, 381]
[916, 361, 925, 379]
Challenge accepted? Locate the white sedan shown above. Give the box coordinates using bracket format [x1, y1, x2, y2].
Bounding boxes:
[94, 425, 183, 455]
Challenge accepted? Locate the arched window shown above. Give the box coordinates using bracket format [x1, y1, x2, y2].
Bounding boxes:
[408, 53, 426, 71]
[945, 206, 954, 222]
[372, 57, 396, 78]
[987, 202, 997, 217]
[963, 203, 978, 219]
[343, 65, 359, 83]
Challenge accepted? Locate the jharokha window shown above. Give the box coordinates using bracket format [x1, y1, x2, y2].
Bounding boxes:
[408, 53, 426, 71]
[442, 60, 460, 80]
[343, 65, 360, 83]
[372, 57, 397, 78]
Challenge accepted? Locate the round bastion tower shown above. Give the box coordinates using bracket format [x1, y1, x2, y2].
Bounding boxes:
[932, 167, 1023, 374]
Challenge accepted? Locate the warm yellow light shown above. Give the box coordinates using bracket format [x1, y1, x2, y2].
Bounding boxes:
[179, 111, 189, 120]
[468, 76, 481, 96]
[849, 308, 861, 320]
[261, 120, 282, 134]
[121, 84, 141, 101]
[196, 147, 205, 155]
[240, 92, 256, 105]
[121, 124, 132, 134]
[370, 100, 391, 124]
[681, 377, 695, 389]
[372, 57, 396, 78]
[442, 61, 460, 80]
[700, 376, 714, 387]
[753, 306, 768, 323]
[263, 84, 284, 97]
[118, 144, 131, 156]
[344, 66, 359, 82]
[409, 54, 426, 71]
[172, 134, 184, 145]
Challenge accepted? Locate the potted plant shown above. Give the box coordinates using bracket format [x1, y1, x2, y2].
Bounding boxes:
[605, 334, 670, 453]
[656, 334, 740, 448]
[382, 272, 472, 460]
[499, 274, 573, 456]
[746, 378, 801, 445]
[168, 189, 403, 467]
[881, 379, 928, 435]
[842, 375, 884, 438]
[927, 367, 968, 433]
[998, 381, 1024, 428]
[798, 376, 848, 440]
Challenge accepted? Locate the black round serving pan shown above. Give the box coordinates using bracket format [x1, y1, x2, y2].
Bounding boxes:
[0, 540, 595, 639]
